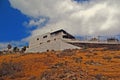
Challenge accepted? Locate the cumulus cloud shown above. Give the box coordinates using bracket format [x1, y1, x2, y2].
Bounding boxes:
[28, 18, 46, 26]
[9, 0, 120, 36]
[23, 18, 47, 28]
[0, 43, 9, 50]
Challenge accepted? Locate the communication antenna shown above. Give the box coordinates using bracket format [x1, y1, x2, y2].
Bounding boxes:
[98, 35, 101, 42]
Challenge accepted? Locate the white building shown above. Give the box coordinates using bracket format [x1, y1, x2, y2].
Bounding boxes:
[26, 29, 80, 53]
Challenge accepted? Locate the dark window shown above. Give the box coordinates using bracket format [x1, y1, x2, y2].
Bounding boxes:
[51, 50, 55, 52]
[47, 40, 51, 43]
[47, 49, 49, 52]
[43, 35, 47, 38]
[63, 35, 75, 39]
[40, 43, 42, 45]
[37, 38, 39, 40]
[54, 38, 56, 41]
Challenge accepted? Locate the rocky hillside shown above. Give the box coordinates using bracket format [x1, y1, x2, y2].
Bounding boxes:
[0, 48, 120, 80]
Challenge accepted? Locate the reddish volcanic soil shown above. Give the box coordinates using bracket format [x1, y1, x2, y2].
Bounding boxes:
[0, 48, 120, 80]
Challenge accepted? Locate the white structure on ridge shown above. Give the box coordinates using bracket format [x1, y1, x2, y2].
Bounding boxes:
[26, 29, 80, 52]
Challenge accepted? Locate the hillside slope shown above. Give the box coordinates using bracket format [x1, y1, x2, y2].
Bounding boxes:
[0, 49, 120, 80]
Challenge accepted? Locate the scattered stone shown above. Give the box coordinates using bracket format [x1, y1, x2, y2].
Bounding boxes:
[28, 76, 36, 80]
[102, 56, 112, 62]
[0, 77, 4, 80]
[73, 57, 83, 63]
[94, 74, 108, 80]
[113, 55, 120, 59]
[85, 60, 102, 66]
[40, 65, 91, 80]
[57, 49, 76, 57]
[51, 62, 64, 69]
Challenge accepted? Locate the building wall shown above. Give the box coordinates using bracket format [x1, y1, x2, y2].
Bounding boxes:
[26, 31, 80, 53]
[26, 39, 61, 52]
[60, 40, 80, 50]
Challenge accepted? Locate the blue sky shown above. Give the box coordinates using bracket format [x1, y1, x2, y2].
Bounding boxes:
[0, 0, 120, 49]
[0, 0, 88, 49]
[0, 0, 86, 42]
[0, 0, 30, 42]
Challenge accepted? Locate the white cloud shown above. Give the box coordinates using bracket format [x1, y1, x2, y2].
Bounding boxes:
[9, 0, 120, 37]
[27, 18, 46, 27]
[0, 43, 8, 50]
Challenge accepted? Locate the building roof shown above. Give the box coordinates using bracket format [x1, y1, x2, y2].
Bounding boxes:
[50, 29, 67, 35]
[50, 29, 75, 39]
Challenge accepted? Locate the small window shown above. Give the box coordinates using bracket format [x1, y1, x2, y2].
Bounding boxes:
[40, 43, 42, 45]
[43, 35, 47, 38]
[54, 38, 56, 41]
[37, 38, 39, 40]
[47, 49, 49, 52]
[47, 40, 50, 43]
[51, 50, 55, 52]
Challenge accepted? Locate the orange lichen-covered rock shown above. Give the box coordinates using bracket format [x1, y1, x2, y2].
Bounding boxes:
[0, 49, 120, 80]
